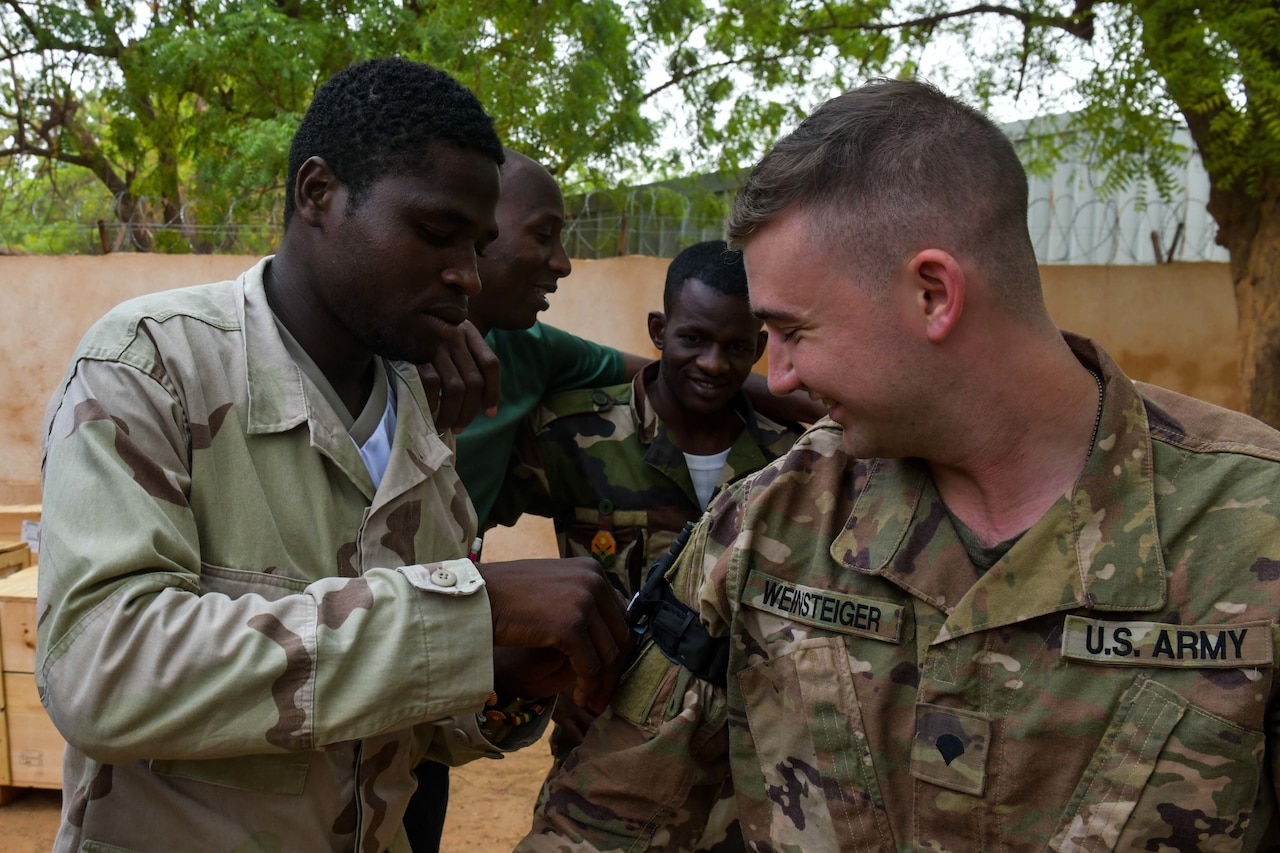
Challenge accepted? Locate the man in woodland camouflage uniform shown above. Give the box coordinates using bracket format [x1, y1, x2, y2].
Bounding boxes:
[36, 59, 629, 853]
[499, 239, 802, 851]
[519, 79, 1280, 852]
[492, 240, 802, 597]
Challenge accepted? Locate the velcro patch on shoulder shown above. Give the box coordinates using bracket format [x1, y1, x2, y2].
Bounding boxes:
[1061, 616, 1274, 667]
[742, 570, 902, 642]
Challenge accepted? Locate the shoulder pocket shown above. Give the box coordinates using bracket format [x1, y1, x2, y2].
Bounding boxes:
[737, 636, 894, 852]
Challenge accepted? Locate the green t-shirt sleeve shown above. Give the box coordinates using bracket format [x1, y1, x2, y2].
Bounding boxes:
[537, 323, 626, 394]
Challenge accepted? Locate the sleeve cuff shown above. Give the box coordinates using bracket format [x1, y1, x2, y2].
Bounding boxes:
[401, 558, 484, 597]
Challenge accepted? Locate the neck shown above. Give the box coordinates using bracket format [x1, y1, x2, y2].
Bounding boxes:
[645, 371, 742, 455]
[266, 249, 376, 416]
[927, 338, 1101, 546]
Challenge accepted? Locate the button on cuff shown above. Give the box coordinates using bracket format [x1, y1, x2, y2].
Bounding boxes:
[402, 558, 485, 596]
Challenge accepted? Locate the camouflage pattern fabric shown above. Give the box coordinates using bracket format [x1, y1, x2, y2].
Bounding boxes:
[520, 334, 1280, 852]
[494, 361, 802, 598]
[38, 258, 544, 853]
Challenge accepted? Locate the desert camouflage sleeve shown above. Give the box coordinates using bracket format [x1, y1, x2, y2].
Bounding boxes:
[518, 484, 745, 851]
[37, 356, 496, 764]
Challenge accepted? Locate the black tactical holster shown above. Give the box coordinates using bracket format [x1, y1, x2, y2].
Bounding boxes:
[626, 521, 729, 688]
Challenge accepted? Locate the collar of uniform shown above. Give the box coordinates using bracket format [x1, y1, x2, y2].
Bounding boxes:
[238, 259, 453, 477]
[239, 257, 311, 435]
[830, 333, 1166, 637]
[385, 360, 455, 476]
[631, 361, 662, 446]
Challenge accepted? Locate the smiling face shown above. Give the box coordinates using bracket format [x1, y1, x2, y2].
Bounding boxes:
[311, 141, 501, 364]
[649, 278, 766, 418]
[744, 206, 925, 459]
[470, 154, 572, 333]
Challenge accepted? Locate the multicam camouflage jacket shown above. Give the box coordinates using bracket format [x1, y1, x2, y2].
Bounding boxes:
[521, 335, 1280, 853]
[38, 258, 539, 853]
[492, 361, 802, 597]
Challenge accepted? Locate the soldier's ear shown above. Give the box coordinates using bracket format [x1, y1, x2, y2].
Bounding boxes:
[754, 329, 767, 362]
[647, 311, 666, 350]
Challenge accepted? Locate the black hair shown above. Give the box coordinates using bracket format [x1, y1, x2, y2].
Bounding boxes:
[663, 240, 749, 315]
[284, 57, 504, 225]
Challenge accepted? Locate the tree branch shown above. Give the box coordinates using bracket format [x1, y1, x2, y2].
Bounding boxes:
[2, 0, 123, 58]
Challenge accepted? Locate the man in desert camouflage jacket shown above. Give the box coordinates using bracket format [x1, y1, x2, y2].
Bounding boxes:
[520, 80, 1280, 852]
[37, 59, 629, 853]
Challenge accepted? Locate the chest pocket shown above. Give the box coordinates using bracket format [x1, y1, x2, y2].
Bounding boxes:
[559, 506, 650, 596]
[737, 636, 895, 853]
[1047, 675, 1266, 852]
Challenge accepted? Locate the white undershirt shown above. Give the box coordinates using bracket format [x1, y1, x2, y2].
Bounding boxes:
[684, 448, 732, 509]
[355, 379, 397, 490]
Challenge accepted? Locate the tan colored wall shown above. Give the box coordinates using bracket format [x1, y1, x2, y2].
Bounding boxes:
[0, 255, 1239, 509]
[1040, 263, 1240, 411]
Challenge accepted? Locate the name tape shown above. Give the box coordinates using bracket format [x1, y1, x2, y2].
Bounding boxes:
[1061, 616, 1273, 668]
[743, 571, 902, 642]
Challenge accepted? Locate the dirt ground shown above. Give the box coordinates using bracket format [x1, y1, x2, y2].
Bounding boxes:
[0, 733, 554, 852]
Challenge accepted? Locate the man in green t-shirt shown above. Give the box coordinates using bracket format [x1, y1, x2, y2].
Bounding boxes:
[408, 150, 819, 851]
[406, 148, 647, 851]
[457, 150, 649, 529]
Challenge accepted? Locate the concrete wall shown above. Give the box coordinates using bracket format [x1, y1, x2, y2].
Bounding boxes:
[0, 255, 1239, 510]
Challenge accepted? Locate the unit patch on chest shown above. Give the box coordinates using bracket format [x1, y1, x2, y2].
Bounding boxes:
[1061, 616, 1273, 667]
[742, 570, 903, 642]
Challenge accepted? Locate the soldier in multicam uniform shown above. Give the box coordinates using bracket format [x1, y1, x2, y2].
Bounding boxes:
[36, 59, 631, 853]
[519, 79, 1280, 852]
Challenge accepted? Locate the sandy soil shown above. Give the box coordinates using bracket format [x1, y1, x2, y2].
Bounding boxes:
[0, 733, 554, 852]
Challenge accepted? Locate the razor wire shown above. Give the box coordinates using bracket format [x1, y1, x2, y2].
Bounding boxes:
[0, 184, 1230, 265]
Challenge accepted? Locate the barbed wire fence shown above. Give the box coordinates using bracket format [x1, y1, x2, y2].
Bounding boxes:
[0, 185, 1229, 265]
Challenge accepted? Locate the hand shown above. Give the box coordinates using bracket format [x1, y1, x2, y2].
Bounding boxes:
[550, 691, 598, 747]
[418, 320, 501, 433]
[478, 557, 634, 714]
[493, 647, 576, 701]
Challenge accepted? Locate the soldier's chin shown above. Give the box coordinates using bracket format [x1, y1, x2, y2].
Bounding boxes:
[376, 334, 443, 365]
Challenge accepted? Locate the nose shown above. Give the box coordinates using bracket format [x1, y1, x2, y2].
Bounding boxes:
[766, 333, 800, 396]
[442, 252, 483, 297]
[697, 344, 730, 376]
[549, 238, 571, 278]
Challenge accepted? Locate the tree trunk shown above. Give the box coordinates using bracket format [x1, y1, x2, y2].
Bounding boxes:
[1214, 180, 1280, 429]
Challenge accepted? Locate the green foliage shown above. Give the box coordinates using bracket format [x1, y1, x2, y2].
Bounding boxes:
[2, 0, 1278, 254]
[0, 0, 690, 252]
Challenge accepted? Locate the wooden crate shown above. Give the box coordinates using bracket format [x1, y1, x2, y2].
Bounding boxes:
[0, 565, 62, 795]
[0, 505, 40, 550]
[3, 673, 60, 789]
[0, 541, 30, 580]
[0, 566, 38, 675]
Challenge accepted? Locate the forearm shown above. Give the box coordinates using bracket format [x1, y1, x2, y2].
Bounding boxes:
[38, 362, 495, 763]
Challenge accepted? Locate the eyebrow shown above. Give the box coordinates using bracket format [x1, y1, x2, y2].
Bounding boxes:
[751, 306, 801, 323]
[419, 206, 499, 242]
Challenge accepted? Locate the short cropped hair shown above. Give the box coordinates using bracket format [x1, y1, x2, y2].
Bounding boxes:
[727, 78, 1041, 312]
[285, 58, 504, 225]
[663, 240, 749, 315]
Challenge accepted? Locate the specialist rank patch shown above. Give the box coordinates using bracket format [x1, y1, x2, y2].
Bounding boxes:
[743, 570, 903, 642]
[1061, 616, 1274, 667]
